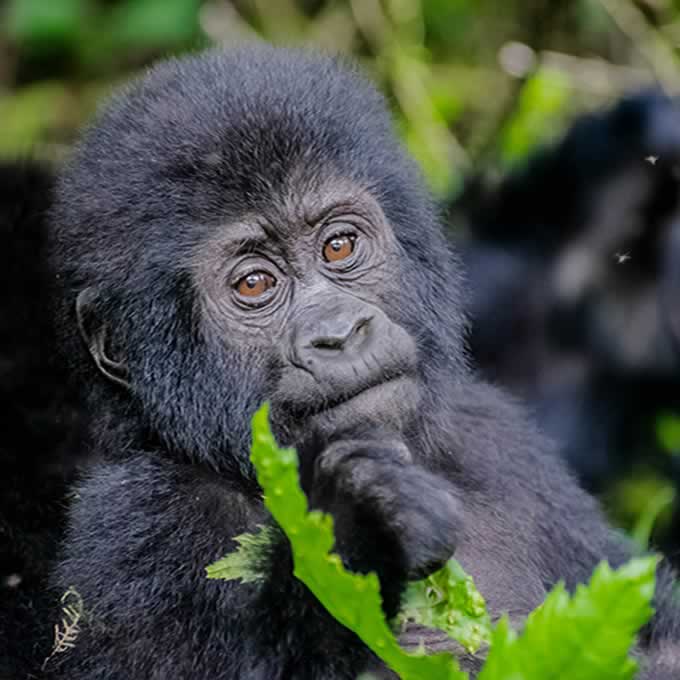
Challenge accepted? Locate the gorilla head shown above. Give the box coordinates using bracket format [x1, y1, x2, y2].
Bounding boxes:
[51, 45, 467, 472]
[40, 44, 680, 680]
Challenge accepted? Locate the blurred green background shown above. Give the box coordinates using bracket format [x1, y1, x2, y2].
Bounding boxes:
[3, 0, 680, 547]
[5, 0, 680, 197]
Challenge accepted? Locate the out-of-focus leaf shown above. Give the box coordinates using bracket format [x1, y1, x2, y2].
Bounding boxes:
[109, 0, 202, 49]
[656, 412, 680, 455]
[0, 83, 68, 153]
[501, 67, 571, 165]
[6, 0, 86, 49]
[605, 469, 675, 540]
[631, 488, 676, 552]
[389, 48, 462, 197]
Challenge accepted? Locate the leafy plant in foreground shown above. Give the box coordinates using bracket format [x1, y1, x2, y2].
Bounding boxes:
[207, 403, 659, 680]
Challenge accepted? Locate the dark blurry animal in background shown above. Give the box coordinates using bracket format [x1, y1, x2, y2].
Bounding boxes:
[453, 91, 680, 557]
[0, 161, 88, 678]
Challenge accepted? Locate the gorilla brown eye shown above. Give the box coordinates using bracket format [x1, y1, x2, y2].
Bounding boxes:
[235, 272, 276, 298]
[323, 234, 355, 263]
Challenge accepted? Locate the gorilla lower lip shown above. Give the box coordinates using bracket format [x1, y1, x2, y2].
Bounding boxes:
[311, 375, 419, 430]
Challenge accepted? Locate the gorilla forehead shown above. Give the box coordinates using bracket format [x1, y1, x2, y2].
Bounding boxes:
[52, 44, 467, 369]
[54, 45, 439, 283]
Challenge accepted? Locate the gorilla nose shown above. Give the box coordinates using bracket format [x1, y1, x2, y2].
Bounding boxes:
[294, 312, 374, 369]
[309, 317, 373, 352]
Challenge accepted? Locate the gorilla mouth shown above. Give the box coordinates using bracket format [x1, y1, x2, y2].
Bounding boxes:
[310, 374, 419, 422]
[315, 375, 404, 411]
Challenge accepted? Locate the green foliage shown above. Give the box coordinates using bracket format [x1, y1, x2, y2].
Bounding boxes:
[207, 403, 468, 680]
[5, 0, 204, 68]
[6, 0, 86, 50]
[107, 0, 202, 50]
[208, 403, 658, 680]
[397, 558, 491, 654]
[500, 67, 571, 166]
[206, 525, 275, 584]
[605, 470, 675, 548]
[656, 412, 680, 456]
[0, 82, 67, 155]
[478, 557, 659, 680]
[4, 0, 656, 191]
[630, 487, 676, 553]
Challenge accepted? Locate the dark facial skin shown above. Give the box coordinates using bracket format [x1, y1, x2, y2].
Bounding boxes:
[195, 180, 420, 440]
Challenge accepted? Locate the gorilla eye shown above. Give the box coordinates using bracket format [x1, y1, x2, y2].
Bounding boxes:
[235, 271, 276, 298]
[323, 234, 356, 263]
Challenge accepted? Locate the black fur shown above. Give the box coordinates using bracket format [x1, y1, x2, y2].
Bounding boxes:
[0, 160, 88, 678]
[12, 47, 679, 678]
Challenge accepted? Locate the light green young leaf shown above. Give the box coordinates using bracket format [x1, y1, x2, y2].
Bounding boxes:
[398, 558, 492, 654]
[206, 525, 276, 584]
[477, 557, 659, 680]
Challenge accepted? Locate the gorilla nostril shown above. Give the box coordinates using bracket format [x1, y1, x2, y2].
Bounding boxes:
[308, 316, 373, 353]
[310, 335, 344, 351]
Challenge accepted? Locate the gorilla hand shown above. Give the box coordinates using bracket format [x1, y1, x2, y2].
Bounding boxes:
[308, 437, 462, 617]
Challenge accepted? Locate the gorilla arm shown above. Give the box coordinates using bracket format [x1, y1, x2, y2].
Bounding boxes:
[417, 378, 680, 679]
[49, 384, 680, 679]
[48, 438, 462, 680]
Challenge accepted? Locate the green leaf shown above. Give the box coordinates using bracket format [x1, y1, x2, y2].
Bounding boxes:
[0, 83, 68, 154]
[475, 618, 521, 680]
[208, 404, 657, 680]
[206, 525, 276, 584]
[605, 470, 675, 542]
[108, 0, 202, 50]
[500, 67, 571, 165]
[6, 0, 85, 48]
[477, 557, 659, 680]
[656, 412, 680, 455]
[398, 558, 492, 654]
[631, 488, 676, 552]
[208, 403, 467, 680]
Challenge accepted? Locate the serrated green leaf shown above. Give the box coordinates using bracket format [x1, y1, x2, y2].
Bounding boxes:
[208, 403, 467, 680]
[398, 558, 492, 654]
[206, 525, 276, 584]
[208, 404, 657, 680]
[475, 618, 521, 680]
[477, 557, 659, 680]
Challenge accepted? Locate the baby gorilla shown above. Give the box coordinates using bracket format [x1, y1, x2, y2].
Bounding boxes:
[41, 46, 680, 679]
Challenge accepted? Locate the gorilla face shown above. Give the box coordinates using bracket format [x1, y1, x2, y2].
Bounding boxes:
[194, 175, 421, 440]
[53, 45, 466, 470]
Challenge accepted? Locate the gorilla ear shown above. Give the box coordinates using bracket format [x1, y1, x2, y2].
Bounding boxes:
[76, 287, 131, 390]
